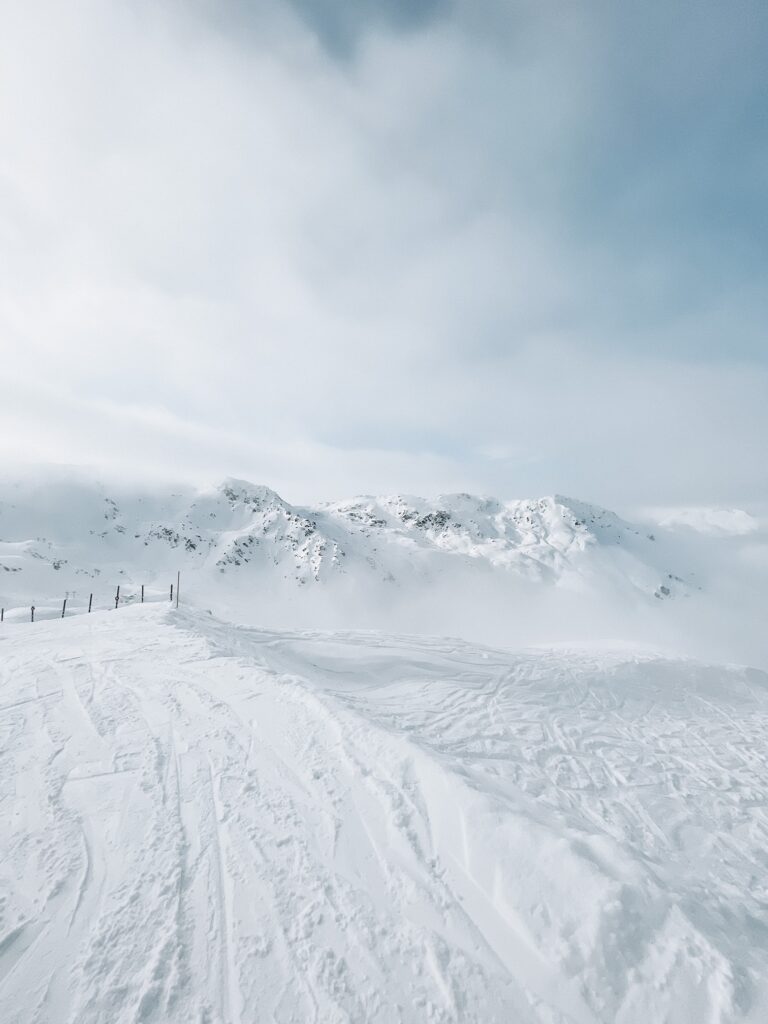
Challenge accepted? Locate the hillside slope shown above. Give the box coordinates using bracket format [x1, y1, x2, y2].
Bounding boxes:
[2, 605, 767, 1023]
[0, 477, 695, 619]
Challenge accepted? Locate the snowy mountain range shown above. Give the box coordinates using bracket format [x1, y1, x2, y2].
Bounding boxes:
[0, 476, 696, 614]
[2, 475, 768, 1023]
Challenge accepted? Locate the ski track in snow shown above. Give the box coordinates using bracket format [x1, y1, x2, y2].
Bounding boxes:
[1, 605, 767, 1023]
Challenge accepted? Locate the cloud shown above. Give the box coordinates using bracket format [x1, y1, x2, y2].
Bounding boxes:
[0, 0, 766, 509]
[181, 0, 452, 60]
[284, 0, 450, 58]
[649, 508, 761, 537]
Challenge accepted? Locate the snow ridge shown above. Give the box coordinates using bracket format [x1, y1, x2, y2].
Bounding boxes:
[0, 477, 693, 615]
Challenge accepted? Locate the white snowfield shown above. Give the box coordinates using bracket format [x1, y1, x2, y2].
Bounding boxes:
[2, 604, 767, 1023]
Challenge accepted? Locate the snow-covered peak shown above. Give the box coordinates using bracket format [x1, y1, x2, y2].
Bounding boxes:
[322, 491, 663, 585]
[0, 476, 698, 618]
[216, 478, 287, 509]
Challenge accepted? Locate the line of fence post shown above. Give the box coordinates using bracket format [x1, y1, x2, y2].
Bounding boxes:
[1, 608, 3, 623]
[14, 577, 179, 626]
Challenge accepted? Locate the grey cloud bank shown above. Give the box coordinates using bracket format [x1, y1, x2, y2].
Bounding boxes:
[0, 0, 765, 511]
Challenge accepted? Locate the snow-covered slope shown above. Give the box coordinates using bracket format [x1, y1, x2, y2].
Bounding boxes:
[324, 490, 688, 597]
[0, 476, 696, 620]
[2, 604, 767, 1023]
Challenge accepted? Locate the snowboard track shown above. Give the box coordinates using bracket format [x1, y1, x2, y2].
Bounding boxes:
[1, 604, 767, 1023]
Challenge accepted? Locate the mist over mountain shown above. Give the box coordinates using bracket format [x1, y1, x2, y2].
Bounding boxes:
[2, 473, 765, 666]
[2, 0, 766, 1018]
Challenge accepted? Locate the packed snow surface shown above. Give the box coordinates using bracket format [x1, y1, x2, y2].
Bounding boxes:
[2, 604, 767, 1023]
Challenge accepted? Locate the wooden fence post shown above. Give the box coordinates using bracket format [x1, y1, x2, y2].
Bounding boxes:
[61, 598, 67, 619]
[1, 608, 4, 623]
[115, 585, 120, 609]
[170, 583, 173, 602]
[141, 584, 145, 604]
[31, 605, 35, 623]
[88, 593, 93, 613]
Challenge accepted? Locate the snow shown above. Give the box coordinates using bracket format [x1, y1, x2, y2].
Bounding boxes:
[0, 477, 696, 613]
[3, 474, 767, 665]
[1, 473, 767, 1021]
[2, 604, 768, 1023]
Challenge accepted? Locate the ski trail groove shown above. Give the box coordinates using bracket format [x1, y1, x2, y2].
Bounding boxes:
[1, 606, 767, 1022]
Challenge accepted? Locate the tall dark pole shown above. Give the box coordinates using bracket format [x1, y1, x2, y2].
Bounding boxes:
[61, 598, 67, 619]
[88, 593, 93, 613]
[115, 585, 120, 610]
[176, 571, 180, 609]
[31, 605, 35, 623]
[141, 584, 145, 604]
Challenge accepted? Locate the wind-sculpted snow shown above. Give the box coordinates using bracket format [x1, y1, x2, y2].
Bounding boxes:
[1, 605, 767, 1022]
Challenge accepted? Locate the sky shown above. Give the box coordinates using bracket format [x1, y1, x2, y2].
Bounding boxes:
[0, 0, 766, 512]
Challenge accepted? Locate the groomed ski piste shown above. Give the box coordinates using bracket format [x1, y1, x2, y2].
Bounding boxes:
[2, 603, 767, 1023]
